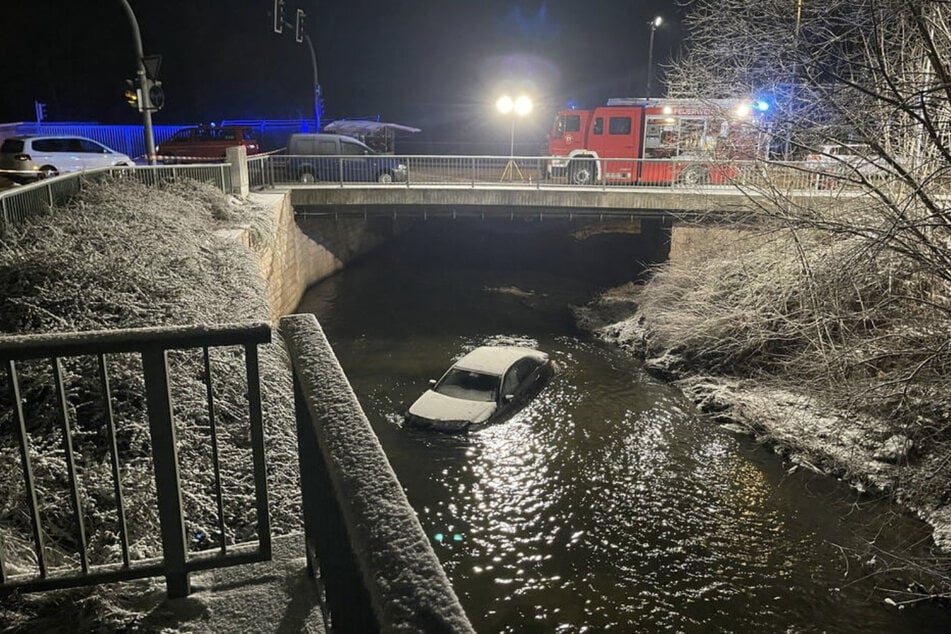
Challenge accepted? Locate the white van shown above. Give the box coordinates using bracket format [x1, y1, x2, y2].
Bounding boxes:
[0, 136, 134, 182]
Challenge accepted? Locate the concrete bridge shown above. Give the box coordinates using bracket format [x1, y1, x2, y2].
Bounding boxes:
[286, 182, 842, 220]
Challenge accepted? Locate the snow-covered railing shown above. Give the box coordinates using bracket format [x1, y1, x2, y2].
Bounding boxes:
[0, 164, 232, 234]
[0, 322, 273, 598]
[280, 313, 475, 633]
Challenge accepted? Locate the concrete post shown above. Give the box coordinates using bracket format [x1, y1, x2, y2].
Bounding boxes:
[226, 145, 249, 197]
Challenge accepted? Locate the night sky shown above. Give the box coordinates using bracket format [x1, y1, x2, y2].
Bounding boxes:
[2, 1, 683, 150]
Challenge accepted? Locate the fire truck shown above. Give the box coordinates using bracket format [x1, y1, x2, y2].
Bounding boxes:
[546, 98, 768, 185]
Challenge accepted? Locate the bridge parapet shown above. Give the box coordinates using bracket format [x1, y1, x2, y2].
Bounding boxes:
[281, 313, 475, 632]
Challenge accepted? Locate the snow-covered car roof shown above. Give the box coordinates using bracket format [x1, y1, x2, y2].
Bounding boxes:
[453, 346, 548, 376]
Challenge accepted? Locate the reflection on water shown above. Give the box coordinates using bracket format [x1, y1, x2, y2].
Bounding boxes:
[297, 236, 947, 633]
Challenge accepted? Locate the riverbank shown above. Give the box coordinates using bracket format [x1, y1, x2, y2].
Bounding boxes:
[574, 280, 951, 600]
[0, 178, 302, 630]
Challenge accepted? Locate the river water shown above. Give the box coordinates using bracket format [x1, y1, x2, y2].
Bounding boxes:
[297, 224, 948, 633]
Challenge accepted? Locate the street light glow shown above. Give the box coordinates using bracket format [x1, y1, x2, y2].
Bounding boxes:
[514, 95, 533, 116]
[653, 16, 663, 28]
[496, 95, 514, 114]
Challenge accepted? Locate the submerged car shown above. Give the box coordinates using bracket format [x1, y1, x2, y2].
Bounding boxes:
[405, 346, 556, 432]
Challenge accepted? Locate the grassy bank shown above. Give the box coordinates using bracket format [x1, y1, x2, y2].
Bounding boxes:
[0, 178, 300, 629]
[578, 222, 950, 603]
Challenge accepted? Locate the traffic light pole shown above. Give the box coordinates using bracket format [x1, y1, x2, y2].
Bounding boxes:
[302, 32, 322, 132]
[120, 0, 157, 165]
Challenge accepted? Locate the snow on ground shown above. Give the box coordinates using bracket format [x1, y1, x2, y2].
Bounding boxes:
[575, 292, 951, 555]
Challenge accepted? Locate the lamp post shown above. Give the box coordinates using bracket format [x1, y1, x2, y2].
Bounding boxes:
[646, 16, 663, 98]
[496, 95, 532, 180]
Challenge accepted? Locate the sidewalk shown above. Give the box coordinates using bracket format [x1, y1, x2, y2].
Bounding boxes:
[132, 533, 327, 633]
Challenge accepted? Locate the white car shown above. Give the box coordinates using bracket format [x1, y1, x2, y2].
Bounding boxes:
[405, 346, 556, 433]
[0, 135, 133, 182]
[805, 143, 906, 181]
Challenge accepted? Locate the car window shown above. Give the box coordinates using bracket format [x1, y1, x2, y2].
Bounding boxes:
[435, 369, 499, 402]
[1, 139, 24, 153]
[341, 141, 367, 155]
[501, 369, 520, 398]
[317, 140, 337, 155]
[565, 114, 581, 133]
[79, 139, 107, 153]
[33, 139, 67, 152]
[503, 358, 540, 397]
[593, 117, 604, 135]
[172, 129, 194, 141]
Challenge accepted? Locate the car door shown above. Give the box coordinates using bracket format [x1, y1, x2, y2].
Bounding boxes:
[339, 139, 372, 181]
[30, 138, 75, 173]
[500, 358, 541, 406]
[76, 138, 113, 169]
[315, 139, 340, 181]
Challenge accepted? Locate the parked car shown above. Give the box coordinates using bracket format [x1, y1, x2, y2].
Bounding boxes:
[0, 136, 133, 182]
[285, 133, 407, 183]
[405, 346, 556, 432]
[157, 125, 260, 163]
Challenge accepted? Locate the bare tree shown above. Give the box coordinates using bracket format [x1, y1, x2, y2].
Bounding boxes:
[644, 3, 951, 581]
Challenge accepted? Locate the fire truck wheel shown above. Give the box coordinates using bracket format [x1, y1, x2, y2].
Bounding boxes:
[680, 165, 709, 186]
[569, 160, 595, 185]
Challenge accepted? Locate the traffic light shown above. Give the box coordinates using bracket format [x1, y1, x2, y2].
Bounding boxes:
[273, 0, 284, 34]
[147, 80, 165, 111]
[295, 9, 305, 43]
[124, 79, 141, 111]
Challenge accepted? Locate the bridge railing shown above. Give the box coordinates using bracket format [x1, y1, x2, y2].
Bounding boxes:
[280, 314, 475, 633]
[256, 154, 854, 191]
[0, 322, 272, 598]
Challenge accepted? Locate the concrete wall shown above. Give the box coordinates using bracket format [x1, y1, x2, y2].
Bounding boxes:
[241, 193, 394, 321]
[668, 224, 747, 264]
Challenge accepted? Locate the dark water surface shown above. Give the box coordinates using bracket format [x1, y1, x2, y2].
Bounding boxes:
[297, 231, 948, 633]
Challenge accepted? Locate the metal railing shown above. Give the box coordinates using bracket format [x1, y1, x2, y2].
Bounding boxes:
[280, 314, 475, 633]
[257, 154, 896, 192]
[1, 163, 232, 233]
[0, 323, 272, 598]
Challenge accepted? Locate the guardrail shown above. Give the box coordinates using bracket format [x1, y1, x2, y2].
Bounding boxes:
[0, 163, 232, 234]
[0, 322, 272, 598]
[280, 314, 475, 632]
[256, 154, 884, 192]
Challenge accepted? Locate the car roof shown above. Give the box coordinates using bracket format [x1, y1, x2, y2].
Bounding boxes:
[452, 346, 546, 376]
[10, 135, 99, 142]
[289, 133, 363, 143]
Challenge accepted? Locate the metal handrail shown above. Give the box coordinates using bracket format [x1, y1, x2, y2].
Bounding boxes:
[0, 163, 233, 234]
[0, 322, 272, 598]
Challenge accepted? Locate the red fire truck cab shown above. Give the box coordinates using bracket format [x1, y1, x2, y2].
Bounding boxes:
[546, 98, 766, 186]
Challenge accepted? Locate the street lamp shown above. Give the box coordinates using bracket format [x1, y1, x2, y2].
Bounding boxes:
[646, 16, 663, 98]
[496, 95, 533, 181]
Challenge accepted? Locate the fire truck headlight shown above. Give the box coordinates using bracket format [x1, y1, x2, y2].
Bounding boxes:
[735, 103, 751, 118]
[496, 96, 514, 114]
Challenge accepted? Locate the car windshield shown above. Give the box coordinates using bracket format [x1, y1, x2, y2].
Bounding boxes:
[434, 369, 499, 402]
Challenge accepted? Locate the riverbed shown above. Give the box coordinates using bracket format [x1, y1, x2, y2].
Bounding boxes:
[296, 227, 947, 632]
